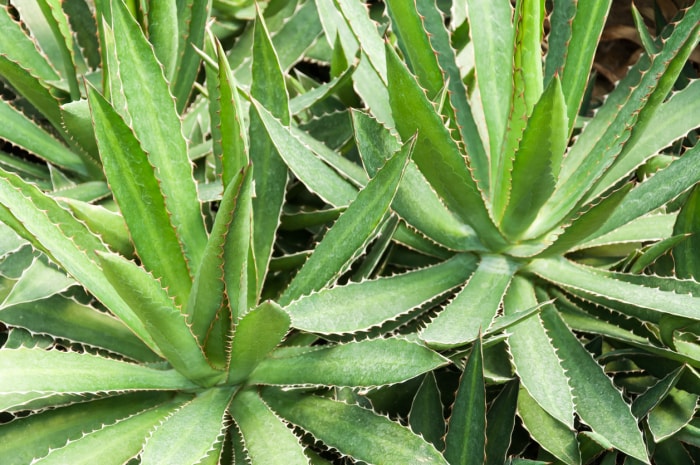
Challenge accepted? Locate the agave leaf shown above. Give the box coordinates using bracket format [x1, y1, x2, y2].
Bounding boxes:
[98, 252, 224, 386]
[62, 0, 100, 69]
[0, 98, 88, 177]
[354, 110, 484, 251]
[495, 0, 545, 216]
[0, 3, 59, 83]
[444, 337, 486, 465]
[278, 137, 411, 306]
[504, 276, 575, 429]
[209, 37, 249, 187]
[648, 388, 698, 443]
[227, 301, 290, 385]
[386, 41, 504, 248]
[673, 185, 700, 280]
[0, 168, 157, 351]
[466, 0, 514, 159]
[30, 399, 183, 465]
[285, 253, 477, 334]
[140, 387, 234, 465]
[290, 62, 357, 115]
[249, 338, 448, 388]
[316, 0, 393, 127]
[517, 387, 581, 465]
[485, 380, 519, 465]
[596, 79, 700, 195]
[262, 387, 449, 465]
[230, 388, 309, 465]
[0, 294, 158, 362]
[628, 234, 688, 274]
[529, 257, 700, 322]
[500, 76, 568, 237]
[188, 167, 250, 343]
[578, 214, 676, 251]
[107, 0, 208, 273]
[251, 99, 358, 207]
[87, 85, 193, 306]
[0, 347, 197, 393]
[421, 254, 518, 349]
[36, 0, 80, 99]
[146, 1, 178, 82]
[1, 254, 74, 306]
[334, 0, 386, 82]
[632, 366, 685, 419]
[408, 373, 445, 451]
[540, 184, 632, 257]
[413, 0, 490, 194]
[171, 0, 210, 113]
[61, 198, 134, 257]
[0, 392, 176, 465]
[540, 305, 649, 463]
[249, 12, 290, 299]
[546, 0, 612, 133]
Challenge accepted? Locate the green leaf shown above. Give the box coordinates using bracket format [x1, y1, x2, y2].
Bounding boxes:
[539, 305, 649, 463]
[171, 0, 210, 113]
[647, 388, 698, 442]
[495, 0, 545, 215]
[386, 41, 504, 248]
[290, 62, 356, 115]
[421, 254, 518, 349]
[251, 99, 358, 207]
[230, 388, 309, 465]
[31, 399, 182, 465]
[673, 185, 700, 280]
[486, 381, 519, 465]
[285, 253, 477, 334]
[147, 0, 178, 81]
[61, 198, 134, 257]
[529, 257, 700, 322]
[87, 85, 192, 306]
[140, 387, 234, 465]
[548, 0, 611, 133]
[249, 338, 448, 388]
[409, 373, 445, 451]
[37, 0, 80, 99]
[98, 252, 224, 386]
[517, 387, 581, 465]
[504, 276, 575, 428]
[228, 301, 290, 385]
[0, 168, 157, 352]
[188, 167, 251, 344]
[262, 387, 449, 465]
[108, 0, 208, 273]
[0, 348, 197, 393]
[444, 338, 486, 465]
[632, 366, 685, 419]
[0, 392, 176, 465]
[0, 294, 158, 362]
[466, 0, 514, 159]
[1, 254, 74, 306]
[249, 12, 290, 299]
[278, 137, 412, 306]
[500, 76, 568, 237]
[63, 0, 100, 69]
[353, 110, 484, 251]
[0, 99, 87, 177]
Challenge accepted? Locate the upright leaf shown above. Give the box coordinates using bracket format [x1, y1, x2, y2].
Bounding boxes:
[249, 12, 290, 300]
[444, 338, 486, 465]
[673, 186, 700, 280]
[87, 85, 192, 306]
[108, 0, 208, 273]
[172, 0, 210, 113]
